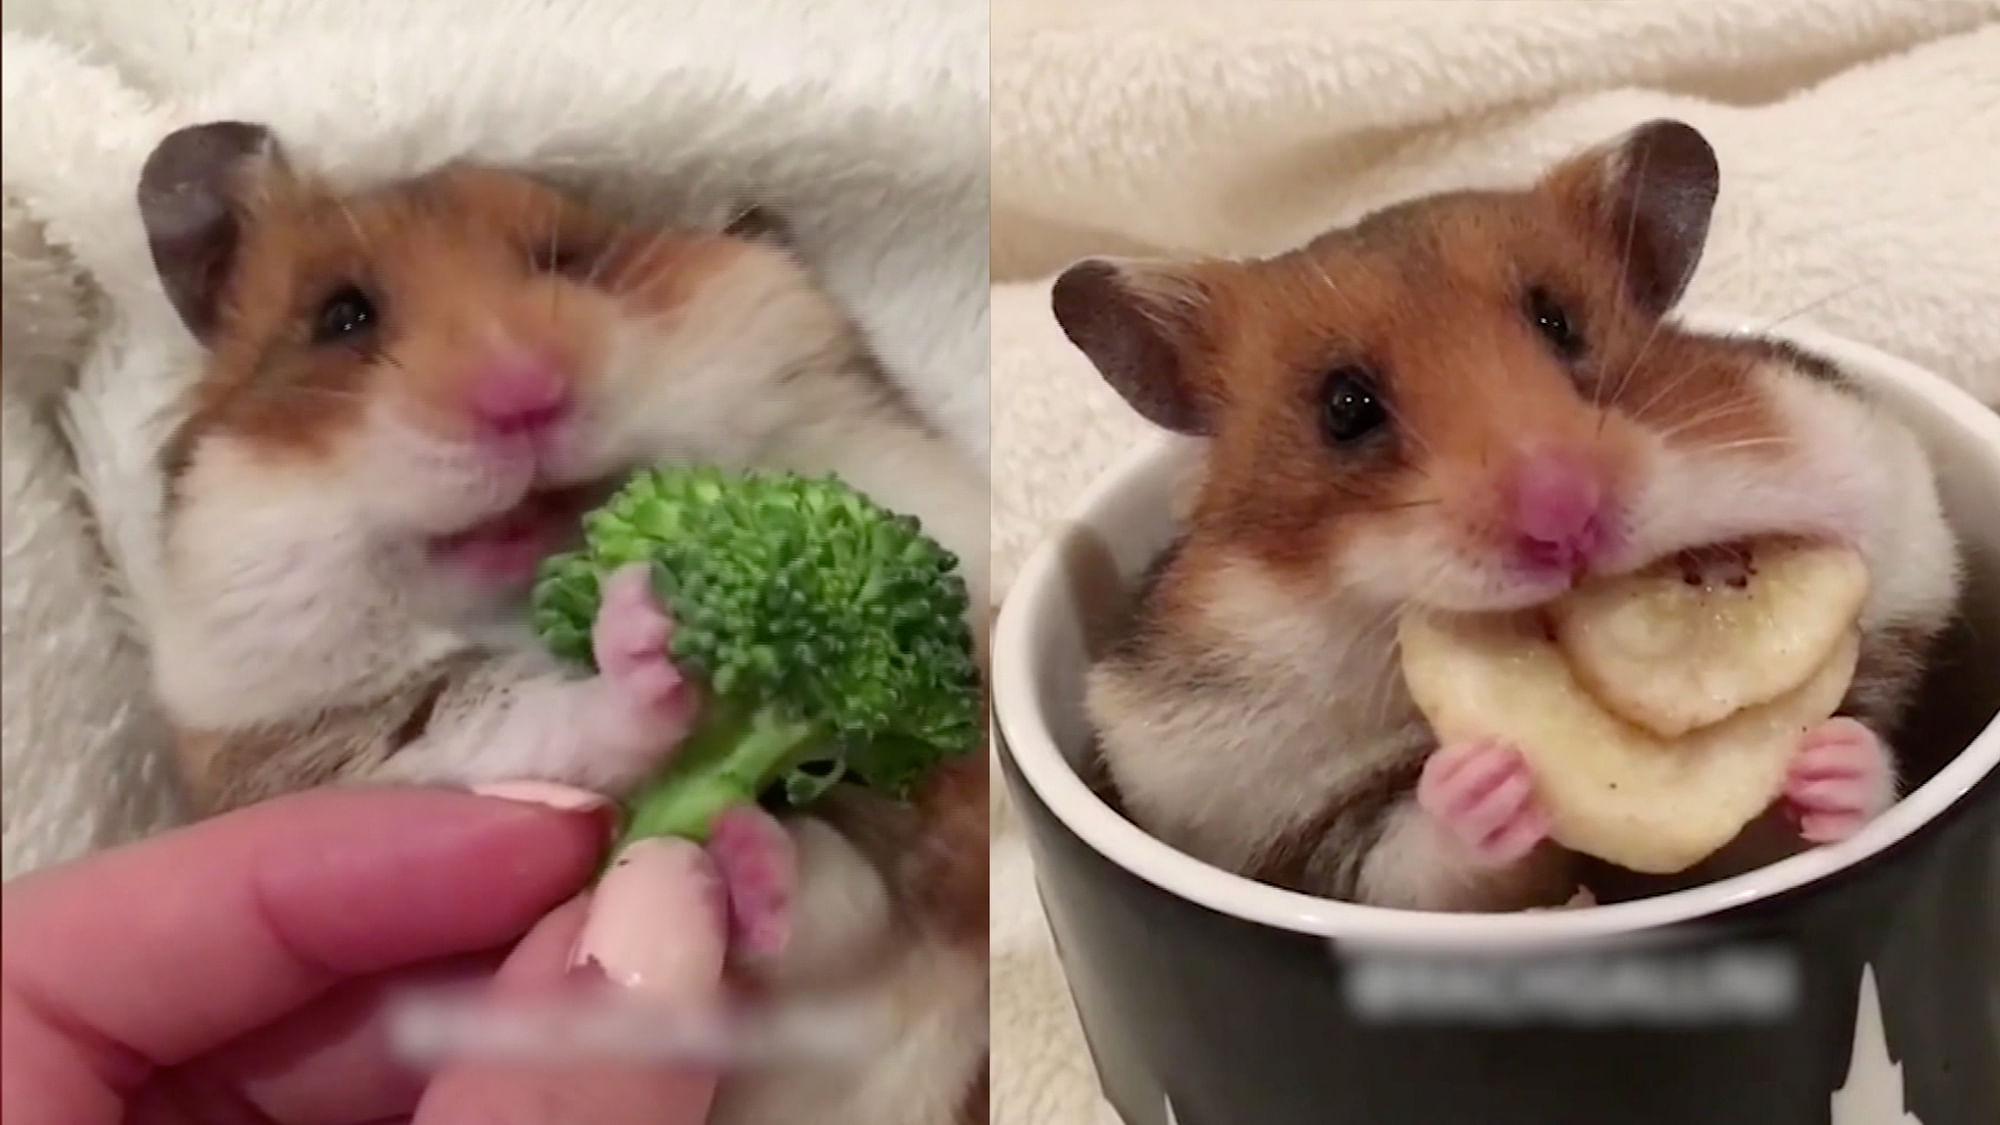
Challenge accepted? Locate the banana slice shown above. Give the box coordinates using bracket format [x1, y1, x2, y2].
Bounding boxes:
[1399, 610, 1857, 875]
[1549, 540, 1869, 739]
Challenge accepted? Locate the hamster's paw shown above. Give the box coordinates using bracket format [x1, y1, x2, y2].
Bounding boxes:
[1418, 739, 1551, 867]
[1781, 718, 1896, 844]
[592, 563, 698, 736]
[707, 805, 796, 961]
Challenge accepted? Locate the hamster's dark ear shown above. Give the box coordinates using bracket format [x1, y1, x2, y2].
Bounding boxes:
[137, 120, 282, 342]
[1050, 258, 1216, 436]
[1539, 119, 1719, 315]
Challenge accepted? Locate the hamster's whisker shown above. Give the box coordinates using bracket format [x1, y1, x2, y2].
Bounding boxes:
[1306, 260, 1364, 324]
[617, 256, 683, 306]
[1642, 381, 1761, 431]
[333, 198, 373, 259]
[1693, 436, 1795, 455]
[583, 228, 623, 289]
[1646, 395, 1761, 437]
[1750, 278, 1874, 336]
[1599, 146, 1655, 420]
[1349, 498, 1441, 514]
[1620, 355, 1727, 426]
[1648, 401, 1769, 445]
[544, 199, 565, 320]
[1354, 621, 1400, 729]
[1327, 601, 1389, 696]
[1625, 369, 1737, 432]
[722, 202, 763, 238]
[1624, 358, 1704, 424]
[1359, 557, 1450, 727]
[271, 384, 371, 405]
[1629, 277, 1875, 433]
[1600, 309, 1671, 430]
[612, 224, 684, 302]
[1599, 282, 1689, 435]
[1600, 179, 1712, 435]
[1377, 397, 1432, 458]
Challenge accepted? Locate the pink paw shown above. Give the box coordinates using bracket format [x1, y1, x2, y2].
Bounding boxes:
[1417, 739, 1551, 867]
[592, 563, 696, 731]
[1782, 718, 1896, 845]
[707, 806, 796, 961]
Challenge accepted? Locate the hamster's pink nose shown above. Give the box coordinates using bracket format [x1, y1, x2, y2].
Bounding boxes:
[467, 360, 570, 438]
[1507, 450, 1610, 571]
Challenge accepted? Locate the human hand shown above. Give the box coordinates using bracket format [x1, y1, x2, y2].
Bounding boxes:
[1, 783, 725, 1125]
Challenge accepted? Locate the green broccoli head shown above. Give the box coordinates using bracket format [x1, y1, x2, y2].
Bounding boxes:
[531, 466, 980, 815]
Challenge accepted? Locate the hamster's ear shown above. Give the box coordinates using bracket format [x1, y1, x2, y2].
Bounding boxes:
[137, 120, 284, 343]
[1050, 258, 1218, 436]
[1539, 119, 1719, 315]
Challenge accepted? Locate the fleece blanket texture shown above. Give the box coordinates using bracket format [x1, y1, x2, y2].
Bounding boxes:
[0, 0, 989, 878]
[989, 2, 2000, 1122]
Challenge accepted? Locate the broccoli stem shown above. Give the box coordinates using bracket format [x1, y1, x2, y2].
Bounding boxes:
[612, 695, 824, 851]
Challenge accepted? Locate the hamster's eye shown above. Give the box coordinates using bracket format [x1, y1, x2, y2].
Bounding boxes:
[1321, 368, 1389, 446]
[312, 285, 377, 344]
[1527, 287, 1583, 359]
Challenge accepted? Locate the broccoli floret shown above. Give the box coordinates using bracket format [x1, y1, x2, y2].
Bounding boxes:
[530, 466, 981, 849]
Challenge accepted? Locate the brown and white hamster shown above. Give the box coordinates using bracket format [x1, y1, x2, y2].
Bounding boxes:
[135, 121, 987, 1125]
[1055, 120, 1963, 912]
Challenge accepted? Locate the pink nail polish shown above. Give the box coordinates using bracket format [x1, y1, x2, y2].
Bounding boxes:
[471, 780, 614, 813]
[574, 838, 728, 1002]
[471, 782, 623, 844]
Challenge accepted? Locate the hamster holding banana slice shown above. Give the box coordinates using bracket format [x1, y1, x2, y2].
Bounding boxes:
[1061, 120, 1964, 911]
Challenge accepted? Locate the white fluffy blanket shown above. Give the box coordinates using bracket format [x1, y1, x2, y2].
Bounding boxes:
[0, 0, 989, 878]
[989, 2, 2000, 1122]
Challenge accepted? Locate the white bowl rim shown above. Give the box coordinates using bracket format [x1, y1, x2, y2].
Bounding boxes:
[992, 312, 2000, 952]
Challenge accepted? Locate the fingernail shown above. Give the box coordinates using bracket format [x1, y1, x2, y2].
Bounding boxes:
[571, 838, 728, 1002]
[472, 782, 622, 845]
[471, 780, 613, 813]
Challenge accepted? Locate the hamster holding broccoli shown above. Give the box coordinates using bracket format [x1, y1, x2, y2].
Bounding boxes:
[136, 121, 988, 1125]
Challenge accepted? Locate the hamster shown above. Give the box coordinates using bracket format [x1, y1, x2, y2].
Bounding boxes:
[1054, 120, 1964, 912]
[134, 121, 986, 1124]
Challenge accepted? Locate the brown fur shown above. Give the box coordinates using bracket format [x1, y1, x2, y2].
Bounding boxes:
[815, 661, 990, 954]
[1115, 195, 1785, 610]
[1247, 753, 1423, 892]
[162, 163, 749, 481]
[897, 742, 991, 948]
[173, 656, 471, 814]
[177, 714, 398, 814]
[1048, 123, 1775, 623]
[1841, 620, 1942, 739]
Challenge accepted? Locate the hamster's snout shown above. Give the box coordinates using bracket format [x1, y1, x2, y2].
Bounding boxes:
[1502, 447, 1622, 575]
[465, 357, 572, 441]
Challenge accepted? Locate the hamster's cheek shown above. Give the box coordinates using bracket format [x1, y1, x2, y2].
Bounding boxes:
[1617, 439, 1856, 573]
[1335, 521, 1566, 613]
[340, 409, 535, 533]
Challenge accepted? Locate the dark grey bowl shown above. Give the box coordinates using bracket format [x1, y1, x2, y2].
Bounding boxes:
[992, 318, 2000, 1125]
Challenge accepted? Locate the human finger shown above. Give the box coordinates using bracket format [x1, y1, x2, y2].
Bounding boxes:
[413, 838, 727, 1125]
[1, 783, 611, 1121]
